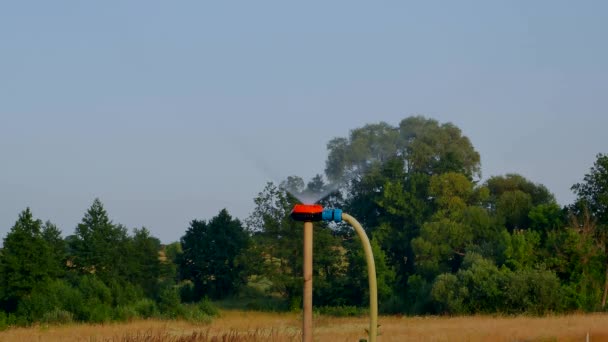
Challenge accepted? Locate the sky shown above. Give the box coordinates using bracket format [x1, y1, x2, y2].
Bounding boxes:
[1, 1, 607, 243]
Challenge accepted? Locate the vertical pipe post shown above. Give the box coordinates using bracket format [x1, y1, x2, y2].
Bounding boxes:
[303, 221, 313, 342]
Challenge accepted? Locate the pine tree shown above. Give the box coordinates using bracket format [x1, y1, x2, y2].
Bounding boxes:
[69, 199, 130, 284]
[180, 209, 249, 300]
[0, 209, 55, 312]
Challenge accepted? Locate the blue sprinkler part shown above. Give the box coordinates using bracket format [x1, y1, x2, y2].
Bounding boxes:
[322, 208, 343, 222]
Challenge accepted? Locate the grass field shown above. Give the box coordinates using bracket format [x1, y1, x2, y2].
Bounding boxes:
[1, 311, 608, 341]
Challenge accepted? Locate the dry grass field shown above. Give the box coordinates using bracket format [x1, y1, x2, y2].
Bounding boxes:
[1, 311, 608, 341]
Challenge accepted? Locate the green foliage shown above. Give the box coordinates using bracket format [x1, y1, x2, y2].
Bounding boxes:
[178, 281, 197, 303]
[0, 209, 58, 312]
[502, 268, 561, 314]
[244, 182, 344, 307]
[112, 305, 139, 322]
[572, 153, 608, 225]
[157, 284, 183, 318]
[431, 273, 467, 314]
[40, 309, 73, 325]
[162, 242, 182, 281]
[0, 312, 7, 331]
[325, 116, 481, 182]
[180, 209, 249, 300]
[504, 230, 541, 270]
[127, 227, 162, 298]
[430, 254, 562, 315]
[457, 254, 506, 313]
[41, 221, 67, 278]
[340, 236, 395, 307]
[399, 116, 481, 179]
[69, 199, 131, 284]
[16, 279, 82, 323]
[529, 203, 565, 236]
[0, 119, 606, 323]
[405, 274, 433, 314]
[485, 174, 556, 207]
[132, 298, 158, 318]
[497, 190, 533, 231]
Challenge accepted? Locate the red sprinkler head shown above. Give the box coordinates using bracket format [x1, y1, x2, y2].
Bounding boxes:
[290, 204, 324, 222]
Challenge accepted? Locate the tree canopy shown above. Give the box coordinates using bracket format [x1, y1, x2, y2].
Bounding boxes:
[0, 115, 606, 326]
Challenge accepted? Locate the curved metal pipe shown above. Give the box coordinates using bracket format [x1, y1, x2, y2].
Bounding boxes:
[342, 213, 378, 342]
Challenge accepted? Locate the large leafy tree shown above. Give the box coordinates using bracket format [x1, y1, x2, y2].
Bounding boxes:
[180, 209, 249, 300]
[572, 153, 608, 225]
[0, 209, 56, 311]
[484, 174, 557, 231]
[570, 153, 608, 308]
[398, 116, 480, 179]
[485, 173, 555, 207]
[325, 116, 481, 184]
[412, 173, 499, 279]
[324, 116, 481, 262]
[68, 199, 130, 284]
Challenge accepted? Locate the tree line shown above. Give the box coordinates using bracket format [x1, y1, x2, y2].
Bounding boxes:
[1, 116, 607, 327]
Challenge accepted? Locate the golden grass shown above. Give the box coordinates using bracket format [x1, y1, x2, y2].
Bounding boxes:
[2, 311, 608, 341]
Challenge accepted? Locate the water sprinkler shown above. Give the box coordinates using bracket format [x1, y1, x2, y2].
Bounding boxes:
[290, 204, 377, 342]
[290, 204, 324, 222]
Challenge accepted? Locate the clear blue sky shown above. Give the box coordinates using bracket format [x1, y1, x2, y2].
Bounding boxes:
[1, 1, 607, 243]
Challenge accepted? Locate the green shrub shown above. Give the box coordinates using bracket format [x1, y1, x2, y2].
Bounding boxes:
[178, 281, 196, 303]
[0, 311, 8, 331]
[16, 279, 83, 323]
[41, 309, 74, 325]
[133, 299, 158, 318]
[504, 268, 561, 315]
[379, 294, 404, 314]
[157, 285, 184, 318]
[289, 296, 302, 312]
[431, 273, 468, 314]
[405, 275, 433, 314]
[83, 303, 113, 323]
[113, 305, 139, 322]
[182, 305, 213, 324]
[77, 276, 113, 306]
[110, 280, 144, 306]
[197, 298, 219, 317]
[457, 254, 507, 313]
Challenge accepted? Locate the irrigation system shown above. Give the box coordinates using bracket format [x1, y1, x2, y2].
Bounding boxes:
[291, 204, 378, 342]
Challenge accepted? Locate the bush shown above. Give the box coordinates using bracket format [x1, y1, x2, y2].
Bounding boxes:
[133, 299, 158, 318]
[0, 311, 8, 331]
[113, 305, 139, 322]
[431, 273, 468, 314]
[504, 268, 561, 314]
[16, 279, 83, 323]
[405, 275, 433, 314]
[182, 305, 213, 324]
[379, 294, 404, 314]
[41, 309, 73, 325]
[110, 281, 144, 306]
[77, 276, 113, 306]
[83, 303, 113, 323]
[457, 254, 506, 313]
[197, 298, 219, 317]
[178, 281, 197, 303]
[157, 285, 184, 318]
[0, 313, 25, 329]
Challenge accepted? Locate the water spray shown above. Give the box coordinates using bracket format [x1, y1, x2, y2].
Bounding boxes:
[291, 204, 378, 342]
